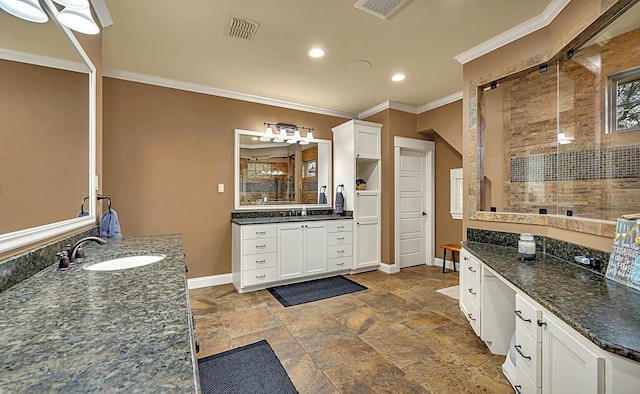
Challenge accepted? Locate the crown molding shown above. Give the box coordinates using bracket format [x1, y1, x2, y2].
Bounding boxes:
[89, 0, 113, 28]
[454, 0, 571, 65]
[103, 69, 357, 119]
[417, 91, 463, 113]
[358, 100, 419, 119]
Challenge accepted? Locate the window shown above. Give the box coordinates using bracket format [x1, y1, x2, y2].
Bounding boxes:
[608, 66, 640, 133]
[247, 162, 272, 179]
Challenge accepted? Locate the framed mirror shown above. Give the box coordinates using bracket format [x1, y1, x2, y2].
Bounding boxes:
[0, 0, 97, 253]
[234, 129, 332, 210]
[477, 0, 640, 224]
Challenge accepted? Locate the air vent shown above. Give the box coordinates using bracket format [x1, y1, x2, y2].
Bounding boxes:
[224, 15, 260, 41]
[354, 0, 411, 20]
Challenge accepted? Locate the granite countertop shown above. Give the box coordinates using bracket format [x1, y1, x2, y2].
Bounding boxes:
[231, 214, 353, 225]
[0, 234, 199, 392]
[463, 241, 640, 363]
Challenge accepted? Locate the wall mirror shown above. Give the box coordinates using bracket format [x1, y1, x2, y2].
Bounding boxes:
[0, 0, 96, 254]
[234, 129, 332, 210]
[479, 1, 640, 223]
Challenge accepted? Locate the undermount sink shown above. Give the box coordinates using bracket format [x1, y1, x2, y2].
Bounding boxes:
[84, 255, 166, 271]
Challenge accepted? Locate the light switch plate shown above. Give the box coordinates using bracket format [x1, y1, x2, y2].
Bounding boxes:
[217, 184, 224, 193]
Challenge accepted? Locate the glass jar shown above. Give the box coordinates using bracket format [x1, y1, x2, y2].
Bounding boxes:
[517, 233, 536, 260]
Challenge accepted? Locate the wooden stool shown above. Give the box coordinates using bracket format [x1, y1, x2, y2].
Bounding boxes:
[440, 243, 461, 273]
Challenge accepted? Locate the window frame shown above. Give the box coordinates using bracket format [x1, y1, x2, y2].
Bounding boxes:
[607, 65, 640, 133]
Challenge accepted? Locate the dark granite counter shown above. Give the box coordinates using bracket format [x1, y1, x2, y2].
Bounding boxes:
[0, 234, 199, 392]
[231, 214, 352, 225]
[463, 241, 640, 363]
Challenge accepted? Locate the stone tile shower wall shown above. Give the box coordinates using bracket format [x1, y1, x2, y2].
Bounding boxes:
[496, 27, 640, 220]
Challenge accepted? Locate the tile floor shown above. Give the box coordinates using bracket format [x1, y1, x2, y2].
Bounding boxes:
[189, 265, 513, 393]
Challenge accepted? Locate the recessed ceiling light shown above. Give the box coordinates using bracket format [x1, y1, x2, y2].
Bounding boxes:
[308, 48, 325, 58]
[392, 73, 406, 82]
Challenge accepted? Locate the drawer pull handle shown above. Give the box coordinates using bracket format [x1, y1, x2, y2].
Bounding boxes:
[514, 385, 522, 394]
[337, 226, 344, 229]
[337, 237, 345, 240]
[467, 266, 476, 272]
[514, 345, 531, 360]
[337, 263, 345, 266]
[256, 245, 266, 249]
[515, 310, 531, 323]
[537, 319, 547, 327]
[464, 256, 468, 261]
[468, 288, 476, 295]
[255, 231, 266, 235]
[467, 313, 476, 321]
[256, 260, 266, 264]
[256, 274, 266, 279]
[337, 250, 345, 253]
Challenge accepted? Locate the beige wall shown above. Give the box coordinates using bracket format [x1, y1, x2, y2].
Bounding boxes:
[418, 101, 464, 258]
[462, 0, 634, 250]
[102, 78, 347, 278]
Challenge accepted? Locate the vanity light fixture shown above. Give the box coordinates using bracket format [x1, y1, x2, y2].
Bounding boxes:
[263, 122, 314, 144]
[57, 3, 100, 35]
[0, 0, 49, 23]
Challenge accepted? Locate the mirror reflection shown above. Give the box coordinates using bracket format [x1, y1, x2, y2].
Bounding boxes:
[480, 1, 640, 221]
[235, 130, 331, 209]
[0, 8, 90, 234]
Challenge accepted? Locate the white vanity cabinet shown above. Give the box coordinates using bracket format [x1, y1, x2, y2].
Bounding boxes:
[327, 220, 353, 272]
[332, 120, 382, 271]
[460, 249, 482, 336]
[277, 222, 327, 278]
[232, 220, 349, 293]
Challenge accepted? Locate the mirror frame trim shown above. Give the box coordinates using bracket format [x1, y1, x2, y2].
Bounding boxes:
[234, 129, 332, 210]
[0, 0, 97, 254]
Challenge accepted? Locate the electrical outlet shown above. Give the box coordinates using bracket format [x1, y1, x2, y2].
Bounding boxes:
[217, 184, 224, 193]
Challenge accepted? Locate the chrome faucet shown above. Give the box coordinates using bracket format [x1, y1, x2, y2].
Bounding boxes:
[68, 236, 107, 264]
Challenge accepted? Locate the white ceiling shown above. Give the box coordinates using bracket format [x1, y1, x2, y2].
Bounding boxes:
[101, 0, 553, 116]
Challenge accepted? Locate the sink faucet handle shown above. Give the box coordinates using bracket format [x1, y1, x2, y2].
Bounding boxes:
[56, 251, 70, 270]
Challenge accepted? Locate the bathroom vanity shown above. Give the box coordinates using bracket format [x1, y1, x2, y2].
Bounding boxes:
[231, 215, 354, 293]
[460, 241, 640, 393]
[0, 234, 199, 392]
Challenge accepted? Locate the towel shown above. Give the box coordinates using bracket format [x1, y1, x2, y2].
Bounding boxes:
[77, 210, 89, 217]
[318, 191, 327, 204]
[334, 187, 344, 215]
[101, 209, 122, 239]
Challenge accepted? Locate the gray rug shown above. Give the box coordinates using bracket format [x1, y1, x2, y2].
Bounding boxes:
[198, 340, 297, 394]
[267, 276, 367, 307]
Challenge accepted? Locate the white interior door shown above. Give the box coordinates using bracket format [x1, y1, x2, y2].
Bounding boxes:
[399, 150, 426, 268]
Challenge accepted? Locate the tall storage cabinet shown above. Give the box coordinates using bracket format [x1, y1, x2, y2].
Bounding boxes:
[332, 120, 382, 270]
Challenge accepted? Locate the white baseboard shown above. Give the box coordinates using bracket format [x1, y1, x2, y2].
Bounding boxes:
[187, 273, 232, 289]
[377, 262, 395, 274]
[435, 257, 459, 272]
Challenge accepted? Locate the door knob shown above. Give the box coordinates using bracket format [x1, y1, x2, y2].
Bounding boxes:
[422, 212, 427, 216]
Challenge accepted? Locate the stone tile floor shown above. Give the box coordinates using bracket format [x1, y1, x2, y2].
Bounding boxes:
[189, 265, 513, 393]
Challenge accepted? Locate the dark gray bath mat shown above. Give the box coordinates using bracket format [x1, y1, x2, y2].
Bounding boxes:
[198, 340, 297, 394]
[267, 275, 367, 307]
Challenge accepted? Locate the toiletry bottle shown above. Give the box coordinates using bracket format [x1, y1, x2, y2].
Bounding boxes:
[517, 233, 536, 260]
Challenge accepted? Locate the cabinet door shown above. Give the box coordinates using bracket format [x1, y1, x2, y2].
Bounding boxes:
[355, 192, 379, 220]
[355, 220, 380, 268]
[355, 127, 380, 159]
[304, 223, 327, 275]
[542, 313, 604, 394]
[277, 224, 304, 279]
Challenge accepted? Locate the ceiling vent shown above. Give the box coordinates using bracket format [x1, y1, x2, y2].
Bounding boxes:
[224, 14, 260, 41]
[354, 0, 411, 20]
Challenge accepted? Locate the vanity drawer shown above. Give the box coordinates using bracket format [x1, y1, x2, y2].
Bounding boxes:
[242, 252, 276, 270]
[515, 365, 541, 394]
[463, 255, 480, 283]
[242, 238, 276, 255]
[465, 282, 481, 309]
[327, 221, 352, 233]
[242, 267, 277, 286]
[515, 294, 542, 342]
[328, 256, 352, 271]
[328, 232, 353, 245]
[328, 244, 352, 259]
[242, 225, 276, 240]
[465, 301, 481, 337]
[514, 324, 541, 387]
